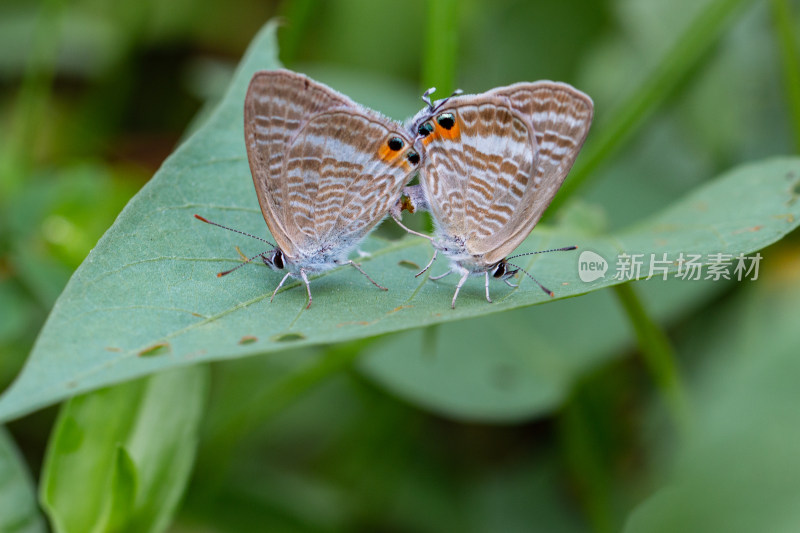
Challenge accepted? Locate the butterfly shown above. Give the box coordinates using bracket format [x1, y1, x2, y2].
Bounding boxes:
[392, 82, 594, 308]
[196, 69, 421, 308]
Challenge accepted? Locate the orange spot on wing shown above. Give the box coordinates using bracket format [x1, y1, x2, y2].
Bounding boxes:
[439, 118, 460, 141]
[378, 142, 403, 164]
[420, 117, 461, 145]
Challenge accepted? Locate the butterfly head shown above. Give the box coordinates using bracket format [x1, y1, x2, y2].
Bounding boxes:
[408, 88, 464, 144]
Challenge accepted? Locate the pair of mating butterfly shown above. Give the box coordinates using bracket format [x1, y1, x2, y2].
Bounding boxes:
[196, 69, 593, 309]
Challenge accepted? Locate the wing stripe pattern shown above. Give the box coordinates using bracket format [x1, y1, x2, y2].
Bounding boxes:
[244, 70, 355, 255]
[421, 102, 534, 247]
[283, 111, 415, 258]
[418, 81, 593, 267]
[491, 82, 593, 185]
[245, 70, 417, 262]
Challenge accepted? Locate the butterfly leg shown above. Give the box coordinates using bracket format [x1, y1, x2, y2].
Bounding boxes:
[391, 214, 433, 241]
[429, 268, 452, 281]
[450, 268, 471, 309]
[270, 271, 294, 303]
[484, 272, 492, 303]
[415, 249, 438, 278]
[503, 279, 519, 288]
[347, 261, 388, 291]
[300, 269, 313, 309]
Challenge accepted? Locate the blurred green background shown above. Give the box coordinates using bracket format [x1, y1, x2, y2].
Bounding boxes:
[2, 0, 800, 531]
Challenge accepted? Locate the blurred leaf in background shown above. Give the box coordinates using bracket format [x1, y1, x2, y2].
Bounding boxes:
[0, 427, 45, 533]
[625, 246, 800, 533]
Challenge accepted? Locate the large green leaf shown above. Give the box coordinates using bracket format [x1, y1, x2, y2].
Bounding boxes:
[0, 428, 46, 533]
[0, 17, 799, 424]
[40, 365, 208, 533]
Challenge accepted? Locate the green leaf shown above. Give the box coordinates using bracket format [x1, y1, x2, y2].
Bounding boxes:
[105, 445, 138, 532]
[0, 428, 46, 533]
[40, 365, 208, 533]
[0, 16, 799, 424]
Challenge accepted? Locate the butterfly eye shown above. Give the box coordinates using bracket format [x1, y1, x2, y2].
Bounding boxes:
[418, 122, 434, 137]
[492, 262, 506, 278]
[387, 137, 405, 151]
[436, 113, 455, 130]
[272, 249, 284, 270]
[406, 150, 420, 165]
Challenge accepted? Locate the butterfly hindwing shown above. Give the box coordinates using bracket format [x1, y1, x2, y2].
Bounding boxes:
[282, 110, 417, 257]
[245, 69, 417, 262]
[417, 82, 593, 266]
[418, 99, 537, 262]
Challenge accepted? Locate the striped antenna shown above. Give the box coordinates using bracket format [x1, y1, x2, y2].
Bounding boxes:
[194, 214, 276, 248]
[506, 245, 577, 261]
[216, 250, 271, 277]
[506, 262, 554, 297]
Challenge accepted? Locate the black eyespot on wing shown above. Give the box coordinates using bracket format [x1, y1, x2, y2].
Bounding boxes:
[388, 137, 404, 151]
[407, 150, 420, 165]
[437, 113, 455, 130]
[418, 122, 434, 137]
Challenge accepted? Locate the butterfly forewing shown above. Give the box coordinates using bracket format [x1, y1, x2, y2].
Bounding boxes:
[487, 82, 594, 185]
[482, 83, 593, 263]
[245, 70, 356, 255]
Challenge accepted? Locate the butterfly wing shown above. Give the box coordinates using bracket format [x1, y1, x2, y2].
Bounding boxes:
[245, 70, 417, 261]
[479, 82, 593, 263]
[245, 70, 356, 256]
[281, 110, 419, 258]
[418, 82, 593, 266]
[417, 99, 536, 260]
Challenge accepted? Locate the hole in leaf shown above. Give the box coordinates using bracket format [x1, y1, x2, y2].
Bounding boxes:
[398, 260, 420, 270]
[138, 342, 171, 357]
[239, 335, 258, 345]
[273, 332, 305, 342]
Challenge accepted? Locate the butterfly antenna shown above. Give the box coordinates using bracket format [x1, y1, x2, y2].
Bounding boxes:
[217, 250, 272, 277]
[506, 245, 577, 261]
[194, 214, 276, 248]
[507, 262, 554, 298]
[421, 87, 436, 110]
[430, 88, 463, 113]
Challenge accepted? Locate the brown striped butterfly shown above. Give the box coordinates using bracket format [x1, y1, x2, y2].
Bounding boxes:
[393, 82, 593, 308]
[196, 70, 421, 308]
